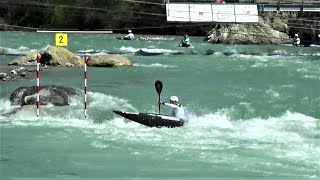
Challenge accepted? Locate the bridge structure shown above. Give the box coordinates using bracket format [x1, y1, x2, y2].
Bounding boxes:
[239, 0, 320, 12]
[165, 1, 319, 23]
[176, 0, 320, 12]
[166, 0, 319, 44]
[165, 0, 319, 23]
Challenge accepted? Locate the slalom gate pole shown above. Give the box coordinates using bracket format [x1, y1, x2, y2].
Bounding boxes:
[36, 53, 41, 117]
[84, 56, 88, 117]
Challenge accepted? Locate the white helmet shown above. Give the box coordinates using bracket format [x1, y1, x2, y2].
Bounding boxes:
[128, 30, 132, 33]
[170, 96, 179, 102]
[294, 33, 298, 37]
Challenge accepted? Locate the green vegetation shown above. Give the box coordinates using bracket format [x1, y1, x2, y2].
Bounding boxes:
[0, 0, 213, 35]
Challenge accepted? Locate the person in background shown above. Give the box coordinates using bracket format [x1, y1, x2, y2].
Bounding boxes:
[205, 31, 217, 43]
[124, 30, 135, 40]
[159, 96, 185, 119]
[293, 33, 300, 46]
[179, 34, 191, 47]
[207, 33, 214, 41]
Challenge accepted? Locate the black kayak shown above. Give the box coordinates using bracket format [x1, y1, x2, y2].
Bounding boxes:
[116, 37, 134, 40]
[179, 42, 190, 47]
[136, 49, 163, 56]
[113, 110, 185, 128]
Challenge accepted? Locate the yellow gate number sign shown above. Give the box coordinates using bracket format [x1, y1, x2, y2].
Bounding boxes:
[55, 33, 68, 46]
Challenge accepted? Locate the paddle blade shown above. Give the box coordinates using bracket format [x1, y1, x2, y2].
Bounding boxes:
[155, 80, 163, 95]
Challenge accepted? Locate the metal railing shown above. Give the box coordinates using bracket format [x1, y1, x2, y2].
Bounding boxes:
[239, 0, 320, 4]
[256, 0, 320, 12]
[171, 0, 320, 4]
[169, 0, 320, 12]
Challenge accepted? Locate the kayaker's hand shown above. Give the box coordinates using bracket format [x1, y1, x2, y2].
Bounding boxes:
[158, 101, 163, 105]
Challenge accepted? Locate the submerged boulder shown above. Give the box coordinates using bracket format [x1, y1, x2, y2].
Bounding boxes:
[8, 52, 38, 66]
[10, 85, 78, 106]
[8, 46, 132, 68]
[87, 55, 133, 67]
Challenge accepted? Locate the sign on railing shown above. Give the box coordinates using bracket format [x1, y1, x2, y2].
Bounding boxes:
[189, 4, 213, 22]
[235, 4, 259, 22]
[212, 5, 236, 22]
[166, 3, 259, 23]
[166, 4, 190, 22]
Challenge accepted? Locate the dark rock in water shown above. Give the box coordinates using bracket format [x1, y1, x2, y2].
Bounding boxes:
[0, 67, 34, 81]
[10, 85, 78, 106]
[0, 72, 7, 80]
[136, 49, 163, 56]
[20, 71, 27, 77]
[204, 49, 215, 55]
[223, 51, 236, 56]
[87, 55, 132, 67]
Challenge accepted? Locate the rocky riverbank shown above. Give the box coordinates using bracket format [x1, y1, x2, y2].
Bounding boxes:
[0, 46, 133, 82]
[207, 12, 320, 45]
[0, 66, 39, 82]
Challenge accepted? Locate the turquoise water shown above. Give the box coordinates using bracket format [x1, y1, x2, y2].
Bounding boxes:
[0, 32, 320, 179]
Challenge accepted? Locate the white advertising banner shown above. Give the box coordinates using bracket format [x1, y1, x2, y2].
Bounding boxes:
[166, 3, 258, 23]
[166, 3, 190, 22]
[189, 4, 213, 22]
[211, 5, 236, 23]
[234, 5, 258, 23]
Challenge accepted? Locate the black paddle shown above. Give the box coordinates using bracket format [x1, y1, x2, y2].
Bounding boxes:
[155, 80, 163, 114]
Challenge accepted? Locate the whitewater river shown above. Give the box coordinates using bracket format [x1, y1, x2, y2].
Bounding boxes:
[0, 32, 319, 179]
